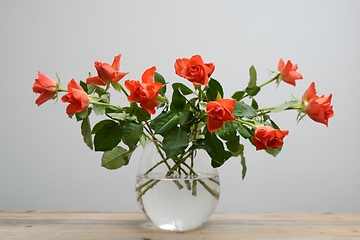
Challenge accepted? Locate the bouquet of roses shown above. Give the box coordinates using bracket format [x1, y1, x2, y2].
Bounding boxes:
[32, 54, 334, 179]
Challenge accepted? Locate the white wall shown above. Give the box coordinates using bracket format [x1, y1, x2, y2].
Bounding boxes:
[0, 0, 359, 213]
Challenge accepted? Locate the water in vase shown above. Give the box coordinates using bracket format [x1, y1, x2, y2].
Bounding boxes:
[136, 173, 220, 231]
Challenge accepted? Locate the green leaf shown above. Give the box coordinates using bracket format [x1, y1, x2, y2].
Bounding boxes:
[226, 135, 241, 156]
[270, 101, 298, 113]
[251, 98, 258, 110]
[170, 87, 187, 112]
[86, 84, 97, 94]
[191, 139, 206, 150]
[104, 105, 127, 120]
[93, 104, 107, 115]
[187, 97, 200, 112]
[265, 146, 282, 157]
[154, 72, 166, 96]
[150, 111, 179, 136]
[92, 119, 115, 134]
[178, 110, 193, 127]
[121, 122, 143, 149]
[235, 122, 253, 139]
[245, 86, 261, 96]
[98, 93, 110, 103]
[94, 121, 122, 152]
[218, 122, 237, 141]
[232, 91, 245, 101]
[94, 85, 107, 96]
[129, 103, 150, 122]
[248, 65, 257, 88]
[239, 145, 247, 180]
[81, 115, 93, 150]
[233, 101, 256, 117]
[101, 146, 132, 170]
[204, 131, 232, 168]
[80, 81, 88, 93]
[172, 82, 193, 95]
[269, 119, 280, 130]
[163, 127, 189, 158]
[107, 112, 127, 121]
[206, 78, 223, 101]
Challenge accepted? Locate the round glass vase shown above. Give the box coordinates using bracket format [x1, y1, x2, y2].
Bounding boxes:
[135, 140, 220, 232]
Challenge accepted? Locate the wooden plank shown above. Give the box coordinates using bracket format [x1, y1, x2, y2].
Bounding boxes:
[0, 211, 359, 240]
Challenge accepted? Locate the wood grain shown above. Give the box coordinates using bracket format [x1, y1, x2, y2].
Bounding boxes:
[0, 211, 359, 239]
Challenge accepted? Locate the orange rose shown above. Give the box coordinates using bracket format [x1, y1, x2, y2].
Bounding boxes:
[32, 71, 57, 106]
[303, 82, 334, 126]
[124, 66, 163, 114]
[61, 79, 89, 115]
[252, 126, 289, 150]
[86, 54, 127, 86]
[206, 99, 236, 132]
[278, 59, 303, 86]
[174, 54, 215, 86]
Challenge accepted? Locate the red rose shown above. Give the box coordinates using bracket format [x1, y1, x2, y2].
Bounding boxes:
[32, 71, 57, 106]
[174, 55, 215, 86]
[61, 79, 89, 115]
[125, 66, 163, 114]
[303, 82, 334, 126]
[206, 99, 236, 132]
[278, 59, 303, 86]
[86, 54, 127, 86]
[252, 126, 289, 150]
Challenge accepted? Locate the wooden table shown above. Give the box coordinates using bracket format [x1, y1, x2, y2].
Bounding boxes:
[0, 211, 359, 239]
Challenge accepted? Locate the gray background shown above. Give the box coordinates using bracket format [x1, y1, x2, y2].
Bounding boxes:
[1, 0, 359, 213]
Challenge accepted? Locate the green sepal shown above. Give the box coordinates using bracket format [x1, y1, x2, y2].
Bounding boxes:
[265, 146, 282, 157]
[111, 82, 121, 92]
[93, 120, 122, 152]
[75, 108, 90, 121]
[101, 146, 133, 170]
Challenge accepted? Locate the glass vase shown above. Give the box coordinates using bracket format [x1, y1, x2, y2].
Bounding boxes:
[135, 140, 220, 232]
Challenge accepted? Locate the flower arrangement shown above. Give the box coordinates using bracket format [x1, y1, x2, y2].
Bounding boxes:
[32, 54, 334, 180]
